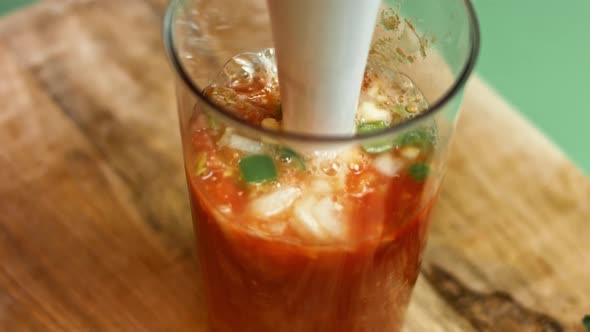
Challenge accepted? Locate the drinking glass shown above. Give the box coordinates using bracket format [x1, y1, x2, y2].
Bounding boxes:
[164, 1, 479, 331]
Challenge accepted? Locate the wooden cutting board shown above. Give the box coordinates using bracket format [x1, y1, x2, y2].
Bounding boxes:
[0, 1, 588, 331]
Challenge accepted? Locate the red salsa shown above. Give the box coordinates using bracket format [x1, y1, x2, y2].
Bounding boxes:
[187, 71, 437, 331]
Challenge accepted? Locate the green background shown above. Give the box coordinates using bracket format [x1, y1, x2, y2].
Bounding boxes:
[0, 0, 36, 15]
[2, 0, 588, 173]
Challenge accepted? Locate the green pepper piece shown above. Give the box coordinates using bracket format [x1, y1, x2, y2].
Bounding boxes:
[408, 163, 430, 182]
[279, 147, 306, 170]
[195, 153, 208, 176]
[357, 121, 394, 154]
[394, 123, 438, 149]
[583, 315, 590, 332]
[239, 154, 278, 183]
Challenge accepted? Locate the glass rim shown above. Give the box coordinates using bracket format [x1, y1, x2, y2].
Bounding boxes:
[163, 0, 480, 144]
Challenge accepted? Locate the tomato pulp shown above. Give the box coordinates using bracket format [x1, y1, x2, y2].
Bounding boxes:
[190, 186, 434, 331]
[186, 66, 437, 331]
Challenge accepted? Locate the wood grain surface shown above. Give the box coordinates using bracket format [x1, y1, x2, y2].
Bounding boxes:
[0, 1, 588, 331]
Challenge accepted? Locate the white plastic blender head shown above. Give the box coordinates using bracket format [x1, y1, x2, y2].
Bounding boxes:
[267, 0, 381, 136]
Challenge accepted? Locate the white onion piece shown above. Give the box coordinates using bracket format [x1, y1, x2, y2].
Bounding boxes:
[312, 197, 345, 239]
[291, 195, 346, 242]
[230, 135, 265, 154]
[218, 205, 232, 216]
[268, 222, 287, 235]
[358, 101, 391, 123]
[219, 130, 265, 154]
[367, 85, 380, 98]
[310, 179, 332, 194]
[250, 187, 300, 218]
[292, 196, 326, 239]
[374, 154, 402, 177]
[400, 146, 420, 160]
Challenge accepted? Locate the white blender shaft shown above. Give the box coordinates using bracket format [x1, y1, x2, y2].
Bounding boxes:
[267, 0, 381, 136]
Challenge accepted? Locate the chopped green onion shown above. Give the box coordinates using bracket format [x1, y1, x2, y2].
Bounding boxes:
[394, 123, 438, 149]
[207, 112, 219, 129]
[357, 121, 394, 154]
[583, 315, 590, 332]
[357, 121, 388, 134]
[408, 163, 430, 182]
[279, 147, 306, 170]
[277, 104, 283, 118]
[239, 154, 278, 184]
[195, 153, 208, 176]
